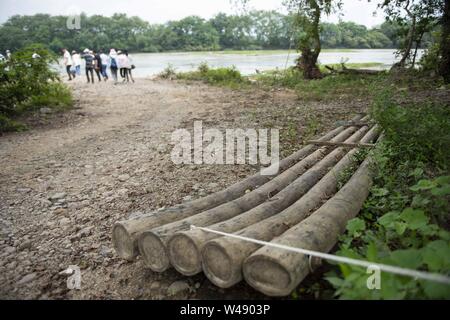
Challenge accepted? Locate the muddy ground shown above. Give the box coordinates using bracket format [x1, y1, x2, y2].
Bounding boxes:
[0, 78, 366, 299]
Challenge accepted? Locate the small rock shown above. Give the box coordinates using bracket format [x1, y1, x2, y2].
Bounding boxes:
[19, 240, 32, 251]
[59, 217, 71, 226]
[208, 183, 219, 189]
[183, 195, 193, 202]
[53, 208, 67, 215]
[167, 281, 190, 296]
[99, 245, 113, 258]
[49, 192, 66, 201]
[17, 273, 37, 285]
[39, 107, 52, 115]
[118, 174, 130, 182]
[4, 246, 16, 255]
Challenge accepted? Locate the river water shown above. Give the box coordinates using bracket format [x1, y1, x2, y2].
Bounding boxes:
[58, 49, 423, 77]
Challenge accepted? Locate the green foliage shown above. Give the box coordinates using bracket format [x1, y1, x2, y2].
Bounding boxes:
[328, 83, 450, 299]
[371, 88, 450, 166]
[0, 12, 421, 54]
[0, 44, 73, 132]
[176, 63, 248, 88]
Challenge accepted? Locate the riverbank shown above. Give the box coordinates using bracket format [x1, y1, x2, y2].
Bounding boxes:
[55, 49, 415, 78]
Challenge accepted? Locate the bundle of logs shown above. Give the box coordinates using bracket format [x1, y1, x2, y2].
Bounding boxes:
[112, 114, 381, 296]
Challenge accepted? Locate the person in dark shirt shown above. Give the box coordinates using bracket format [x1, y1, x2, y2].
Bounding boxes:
[82, 49, 95, 84]
[93, 50, 103, 82]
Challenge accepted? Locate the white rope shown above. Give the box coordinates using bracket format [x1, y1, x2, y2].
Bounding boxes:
[191, 225, 450, 285]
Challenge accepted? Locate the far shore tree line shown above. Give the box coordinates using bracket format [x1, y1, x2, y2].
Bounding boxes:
[0, 10, 433, 55]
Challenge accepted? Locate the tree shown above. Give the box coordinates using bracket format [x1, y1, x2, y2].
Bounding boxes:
[286, 0, 341, 79]
[379, 0, 444, 69]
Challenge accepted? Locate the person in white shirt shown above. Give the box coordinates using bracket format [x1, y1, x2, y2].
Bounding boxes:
[117, 50, 130, 82]
[109, 49, 119, 84]
[62, 48, 74, 80]
[125, 50, 135, 83]
[99, 50, 109, 81]
[71, 50, 81, 76]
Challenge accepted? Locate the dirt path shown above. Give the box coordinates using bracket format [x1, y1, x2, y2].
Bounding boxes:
[0, 78, 366, 299]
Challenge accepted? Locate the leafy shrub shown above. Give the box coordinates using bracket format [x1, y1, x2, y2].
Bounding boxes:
[177, 63, 247, 87]
[0, 44, 73, 132]
[371, 89, 450, 167]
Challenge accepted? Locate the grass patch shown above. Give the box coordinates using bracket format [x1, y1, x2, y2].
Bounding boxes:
[254, 65, 387, 101]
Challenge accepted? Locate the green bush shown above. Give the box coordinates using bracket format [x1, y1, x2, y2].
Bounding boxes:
[177, 63, 247, 88]
[0, 44, 73, 132]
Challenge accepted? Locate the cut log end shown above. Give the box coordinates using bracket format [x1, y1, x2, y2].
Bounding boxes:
[201, 242, 236, 288]
[112, 223, 137, 261]
[244, 255, 293, 297]
[168, 232, 202, 276]
[138, 232, 170, 272]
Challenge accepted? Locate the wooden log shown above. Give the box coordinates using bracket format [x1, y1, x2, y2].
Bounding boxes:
[167, 125, 372, 276]
[201, 126, 378, 288]
[305, 141, 375, 148]
[112, 115, 363, 261]
[137, 124, 365, 272]
[243, 158, 373, 296]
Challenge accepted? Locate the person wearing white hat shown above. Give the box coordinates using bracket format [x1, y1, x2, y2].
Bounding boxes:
[109, 49, 119, 84]
[81, 49, 96, 83]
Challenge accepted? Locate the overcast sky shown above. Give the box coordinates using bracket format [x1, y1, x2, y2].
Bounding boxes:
[0, 0, 385, 27]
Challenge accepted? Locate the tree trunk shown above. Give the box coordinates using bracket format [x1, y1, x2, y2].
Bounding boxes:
[392, 2, 416, 70]
[440, 0, 450, 82]
[112, 115, 363, 261]
[201, 126, 379, 288]
[167, 125, 371, 276]
[137, 124, 367, 272]
[243, 157, 374, 297]
[296, 2, 322, 79]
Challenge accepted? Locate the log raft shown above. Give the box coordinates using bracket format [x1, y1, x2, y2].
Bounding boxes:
[112, 115, 379, 297]
[138, 120, 369, 272]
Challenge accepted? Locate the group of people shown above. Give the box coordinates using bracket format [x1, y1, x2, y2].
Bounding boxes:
[62, 48, 135, 84]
